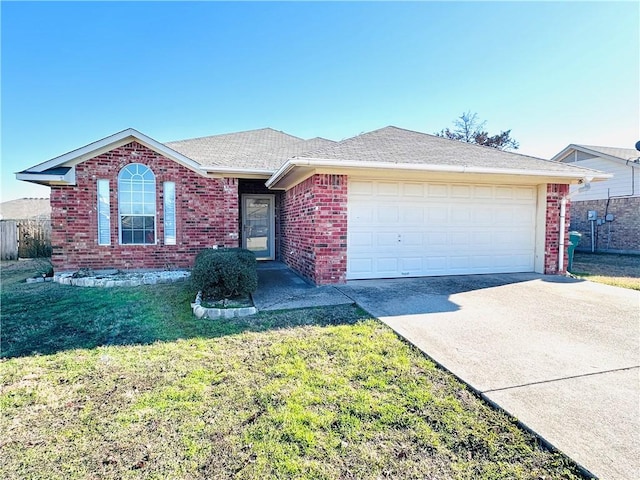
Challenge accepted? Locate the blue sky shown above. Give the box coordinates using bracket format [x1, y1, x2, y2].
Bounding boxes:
[1, 1, 638, 202]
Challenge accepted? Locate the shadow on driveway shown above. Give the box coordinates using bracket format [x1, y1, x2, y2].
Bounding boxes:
[337, 272, 582, 317]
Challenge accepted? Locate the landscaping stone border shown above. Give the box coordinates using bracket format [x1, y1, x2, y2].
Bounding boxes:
[191, 291, 257, 319]
[54, 270, 190, 287]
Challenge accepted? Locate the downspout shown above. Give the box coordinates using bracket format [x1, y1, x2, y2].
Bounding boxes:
[559, 179, 592, 272]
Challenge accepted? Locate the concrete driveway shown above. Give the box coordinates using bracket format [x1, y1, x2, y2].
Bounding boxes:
[337, 273, 640, 480]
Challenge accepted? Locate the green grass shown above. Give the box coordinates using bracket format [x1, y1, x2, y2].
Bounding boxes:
[570, 252, 640, 290]
[1, 260, 588, 479]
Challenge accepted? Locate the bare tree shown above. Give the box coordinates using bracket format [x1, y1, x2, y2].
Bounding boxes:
[436, 111, 519, 151]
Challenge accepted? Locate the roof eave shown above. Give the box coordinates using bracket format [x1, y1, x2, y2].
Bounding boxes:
[16, 168, 76, 186]
[266, 158, 612, 190]
[202, 166, 275, 179]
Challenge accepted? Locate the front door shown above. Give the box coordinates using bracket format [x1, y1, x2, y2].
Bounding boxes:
[242, 195, 275, 260]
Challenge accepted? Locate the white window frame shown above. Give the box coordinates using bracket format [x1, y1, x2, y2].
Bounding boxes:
[163, 182, 176, 245]
[97, 179, 111, 245]
[117, 163, 157, 245]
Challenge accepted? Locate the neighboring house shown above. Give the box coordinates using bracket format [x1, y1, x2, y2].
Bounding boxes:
[16, 126, 607, 285]
[0, 198, 51, 221]
[552, 145, 640, 254]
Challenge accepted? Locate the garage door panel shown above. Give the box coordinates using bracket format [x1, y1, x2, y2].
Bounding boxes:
[451, 185, 472, 198]
[349, 180, 374, 195]
[350, 232, 373, 247]
[427, 207, 448, 222]
[377, 206, 399, 222]
[378, 182, 400, 195]
[377, 232, 398, 247]
[377, 257, 399, 274]
[495, 186, 515, 199]
[347, 179, 537, 280]
[401, 206, 424, 223]
[427, 184, 448, 197]
[349, 258, 373, 275]
[399, 257, 423, 275]
[474, 185, 493, 198]
[515, 187, 535, 200]
[403, 183, 425, 196]
[349, 204, 374, 222]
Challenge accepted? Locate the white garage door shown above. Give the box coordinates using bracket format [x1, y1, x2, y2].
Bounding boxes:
[347, 180, 537, 280]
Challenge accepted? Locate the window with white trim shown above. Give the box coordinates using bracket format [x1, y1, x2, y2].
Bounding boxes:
[97, 179, 111, 245]
[118, 164, 156, 244]
[163, 182, 176, 245]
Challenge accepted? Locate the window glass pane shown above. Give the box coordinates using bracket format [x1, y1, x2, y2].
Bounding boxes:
[118, 164, 156, 245]
[122, 230, 133, 244]
[97, 180, 111, 245]
[143, 203, 155, 215]
[163, 182, 176, 245]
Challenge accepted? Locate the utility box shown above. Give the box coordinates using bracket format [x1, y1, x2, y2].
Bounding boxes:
[587, 210, 597, 221]
[568, 231, 582, 272]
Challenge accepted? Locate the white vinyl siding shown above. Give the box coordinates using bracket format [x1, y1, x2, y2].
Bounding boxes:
[163, 182, 176, 245]
[97, 179, 111, 245]
[567, 158, 640, 200]
[347, 179, 536, 280]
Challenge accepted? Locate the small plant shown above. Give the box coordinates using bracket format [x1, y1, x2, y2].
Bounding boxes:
[34, 258, 54, 278]
[191, 248, 258, 301]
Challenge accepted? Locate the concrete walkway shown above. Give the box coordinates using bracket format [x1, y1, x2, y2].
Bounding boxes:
[337, 273, 640, 480]
[253, 262, 353, 311]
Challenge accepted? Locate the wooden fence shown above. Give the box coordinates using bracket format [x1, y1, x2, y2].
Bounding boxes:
[0, 219, 52, 260]
[0, 220, 18, 260]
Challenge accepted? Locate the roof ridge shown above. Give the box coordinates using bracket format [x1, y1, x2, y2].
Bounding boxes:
[306, 136, 336, 143]
[575, 144, 637, 151]
[165, 127, 304, 144]
[329, 125, 551, 162]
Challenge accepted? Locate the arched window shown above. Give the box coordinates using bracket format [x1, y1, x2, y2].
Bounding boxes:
[118, 164, 156, 244]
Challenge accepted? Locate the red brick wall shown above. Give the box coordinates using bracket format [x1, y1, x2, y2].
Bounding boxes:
[281, 174, 347, 284]
[50, 142, 239, 271]
[544, 183, 570, 274]
[569, 197, 640, 253]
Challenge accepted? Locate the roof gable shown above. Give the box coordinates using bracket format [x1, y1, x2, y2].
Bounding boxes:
[552, 144, 640, 165]
[20, 128, 204, 175]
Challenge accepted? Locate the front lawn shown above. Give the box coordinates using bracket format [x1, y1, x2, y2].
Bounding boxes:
[1, 260, 587, 479]
[570, 252, 640, 290]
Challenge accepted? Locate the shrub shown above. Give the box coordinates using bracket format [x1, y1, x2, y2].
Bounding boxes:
[191, 248, 258, 300]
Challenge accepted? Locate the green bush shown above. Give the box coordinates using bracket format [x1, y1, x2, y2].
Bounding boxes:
[191, 248, 258, 300]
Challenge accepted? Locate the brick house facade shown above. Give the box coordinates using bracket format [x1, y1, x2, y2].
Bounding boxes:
[569, 197, 640, 253]
[553, 144, 639, 254]
[19, 127, 605, 284]
[50, 142, 239, 271]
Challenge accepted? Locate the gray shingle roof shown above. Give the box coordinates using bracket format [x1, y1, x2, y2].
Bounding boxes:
[165, 128, 335, 170]
[295, 126, 600, 174]
[573, 145, 640, 162]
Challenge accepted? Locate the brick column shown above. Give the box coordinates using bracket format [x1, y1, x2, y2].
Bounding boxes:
[281, 174, 347, 284]
[544, 183, 570, 274]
